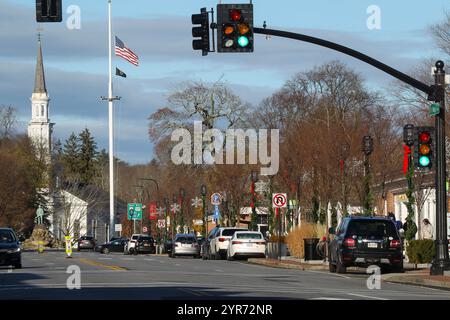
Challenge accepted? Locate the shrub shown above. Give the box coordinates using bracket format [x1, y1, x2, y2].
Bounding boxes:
[406, 239, 435, 264]
[268, 235, 286, 243]
[285, 223, 326, 258]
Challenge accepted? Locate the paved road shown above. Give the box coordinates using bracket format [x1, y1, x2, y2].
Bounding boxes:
[0, 251, 449, 300]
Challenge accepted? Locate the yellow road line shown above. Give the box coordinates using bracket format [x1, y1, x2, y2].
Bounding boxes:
[78, 258, 127, 271]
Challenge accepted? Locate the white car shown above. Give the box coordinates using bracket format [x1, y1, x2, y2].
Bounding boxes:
[209, 227, 247, 260]
[124, 234, 144, 254]
[227, 231, 266, 260]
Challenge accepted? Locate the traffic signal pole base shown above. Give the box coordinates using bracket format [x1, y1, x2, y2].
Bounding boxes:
[430, 239, 450, 275]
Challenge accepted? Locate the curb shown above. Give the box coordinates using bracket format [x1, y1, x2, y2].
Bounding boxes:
[383, 275, 450, 290]
[247, 258, 328, 271]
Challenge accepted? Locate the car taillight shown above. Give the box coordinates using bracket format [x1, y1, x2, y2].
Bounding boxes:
[232, 241, 243, 245]
[390, 240, 401, 248]
[219, 238, 226, 242]
[343, 238, 356, 248]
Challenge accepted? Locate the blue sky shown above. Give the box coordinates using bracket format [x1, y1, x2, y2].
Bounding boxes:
[1, 0, 449, 163]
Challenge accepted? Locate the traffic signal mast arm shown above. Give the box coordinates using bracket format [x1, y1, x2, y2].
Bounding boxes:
[252, 27, 434, 97]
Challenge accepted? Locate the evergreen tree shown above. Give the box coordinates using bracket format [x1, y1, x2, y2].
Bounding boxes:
[62, 132, 80, 182]
[78, 128, 98, 184]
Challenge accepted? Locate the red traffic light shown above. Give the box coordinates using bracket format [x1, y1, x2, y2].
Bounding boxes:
[229, 9, 242, 21]
[419, 132, 430, 143]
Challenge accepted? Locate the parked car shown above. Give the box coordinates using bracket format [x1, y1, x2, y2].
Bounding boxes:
[76, 236, 96, 251]
[227, 231, 266, 260]
[201, 226, 221, 260]
[95, 238, 129, 254]
[135, 235, 156, 254]
[0, 228, 22, 269]
[164, 239, 173, 254]
[124, 234, 145, 254]
[209, 227, 247, 260]
[328, 216, 404, 274]
[171, 234, 200, 258]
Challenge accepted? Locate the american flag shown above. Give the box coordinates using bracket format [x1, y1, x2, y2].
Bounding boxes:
[115, 36, 139, 66]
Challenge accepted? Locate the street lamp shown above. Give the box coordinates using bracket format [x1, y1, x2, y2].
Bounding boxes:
[164, 197, 169, 240]
[251, 170, 258, 231]
[201, 185, 207, 238]
[179, 188, 186, 233]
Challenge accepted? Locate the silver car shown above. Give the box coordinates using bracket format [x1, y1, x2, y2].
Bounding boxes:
[171, 234, 200, 258]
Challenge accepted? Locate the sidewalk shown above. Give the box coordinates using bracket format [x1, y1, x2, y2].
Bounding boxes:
[248, 257, 450, 290]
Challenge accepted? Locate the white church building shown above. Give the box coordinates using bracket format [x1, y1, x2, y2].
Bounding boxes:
[28, 37, 123, 244]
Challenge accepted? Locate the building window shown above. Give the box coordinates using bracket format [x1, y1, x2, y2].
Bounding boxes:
[41, 105, 44, 117]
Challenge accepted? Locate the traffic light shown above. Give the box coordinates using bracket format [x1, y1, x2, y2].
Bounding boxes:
[192, 8, 210, 56]
[36, 0, 62, 23]
[362, 136, 373, 156]
[217, 3, 253, 53]
[414, 126, 434, 170]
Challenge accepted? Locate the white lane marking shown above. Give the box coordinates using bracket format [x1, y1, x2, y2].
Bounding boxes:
[175, 264, 180, 266]
[7, 269, 12, 273]
[310, 297, 351, 300]
[347, 293, 388, 300]
[304, 270, 351, 279]
[31, 259, 43, 261]
[215, 269, 224, 272]
[45, 263, 55, 265]
[98, 258, 113, 260]
[144, 259, 154, 261]
[159, 261, 165, 263]
[121, 258, 136, 261]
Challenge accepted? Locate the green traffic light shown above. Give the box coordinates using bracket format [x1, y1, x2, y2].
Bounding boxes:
[419, 156, 430, 167]
[237, 36, 249, 47]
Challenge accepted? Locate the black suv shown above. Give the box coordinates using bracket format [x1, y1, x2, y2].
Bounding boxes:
[328, 216, 403, 273]
[0, 228, 22, 269]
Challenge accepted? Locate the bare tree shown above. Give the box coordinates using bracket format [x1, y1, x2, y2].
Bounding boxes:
[0, 105, 16, 139]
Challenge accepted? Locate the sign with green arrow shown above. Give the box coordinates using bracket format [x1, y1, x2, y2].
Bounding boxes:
[127, 203, 143, 220]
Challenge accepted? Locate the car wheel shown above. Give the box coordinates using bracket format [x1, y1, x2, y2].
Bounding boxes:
[14, 263, 22, 269]
[389, 261, 404, 273]
[336, 253, 347, 274]
[202, 252, 208, 260]
[227, 253, 234, 261]
[133, 249, 138, 255]
[102, 248, 109, 254]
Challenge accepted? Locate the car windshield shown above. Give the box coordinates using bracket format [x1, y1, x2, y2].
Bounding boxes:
[236, 233, 262, 239]
[0, 230, 16, 243]
[347, 220, 397, 239]
[222, 229, 245, 236]
[131, 236, 139, 240]
[176, 236, 196, 244]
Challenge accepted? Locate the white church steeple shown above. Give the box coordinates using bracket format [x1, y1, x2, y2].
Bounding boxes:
[28, 35, 54, 162]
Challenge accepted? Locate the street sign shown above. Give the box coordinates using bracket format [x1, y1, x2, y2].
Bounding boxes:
[272, 193, 287, 208]
[430, 103, 440, 116]
[157, 219, 166, 229]
[114, 224, 122, 232]
[288, 199, 298, 209]
[127, 203, 143, 220]
[214, 205, 220, 221]
[255, 181, 269, 194]
[143, 226, 148, 233]
[211, 193, 222, 205]
[170, 203, 181, 213]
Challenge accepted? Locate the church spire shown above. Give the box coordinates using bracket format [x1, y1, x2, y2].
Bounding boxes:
[34, 36, 47, 94]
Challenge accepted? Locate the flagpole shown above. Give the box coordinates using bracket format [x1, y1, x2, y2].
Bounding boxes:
[108, 0, 114, 240]
[102, 0, 120, 240]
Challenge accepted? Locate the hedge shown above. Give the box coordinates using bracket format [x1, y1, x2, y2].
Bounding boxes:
[406, 239, 435, 264]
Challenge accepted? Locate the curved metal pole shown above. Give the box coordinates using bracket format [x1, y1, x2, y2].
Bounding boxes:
[253, 27, 433, 96]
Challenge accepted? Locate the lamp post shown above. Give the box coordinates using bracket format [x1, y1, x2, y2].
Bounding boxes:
[179, 188, 186, 233]
[340, 143, 350, 217]
[172, 194, 178, 235]
[201, 185, 207, 238]
[362, 135, 374, 216]
[164, 197, 169, 240]
[251, 170, 259, 231]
